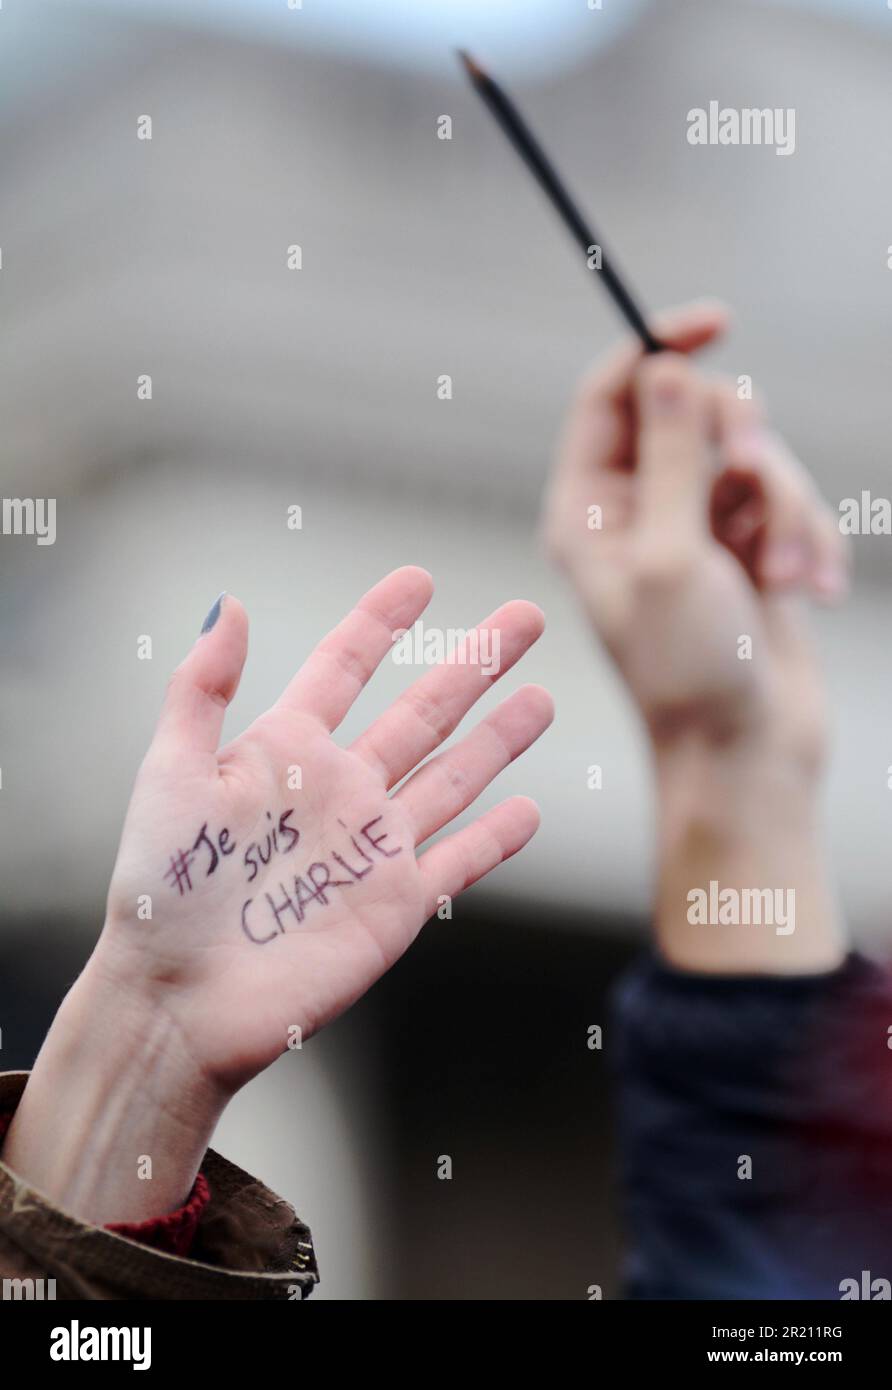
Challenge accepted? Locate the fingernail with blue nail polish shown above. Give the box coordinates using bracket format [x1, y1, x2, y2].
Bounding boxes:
[200, 592, 226, 634]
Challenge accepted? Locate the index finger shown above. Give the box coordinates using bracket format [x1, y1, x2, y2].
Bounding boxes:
[553, 301, 729, 510]
[575, 299, 730, 420]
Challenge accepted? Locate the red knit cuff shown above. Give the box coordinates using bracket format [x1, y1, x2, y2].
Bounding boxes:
[0, 1109, 210, 1258]
[106, 1171, 210, 1256]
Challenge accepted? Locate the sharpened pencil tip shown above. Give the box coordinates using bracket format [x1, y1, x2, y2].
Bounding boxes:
[456, 49, 485, 81]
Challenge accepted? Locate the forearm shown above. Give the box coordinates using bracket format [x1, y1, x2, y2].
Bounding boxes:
[0, 950, 227, 1226]
[651, 731, 845, 975]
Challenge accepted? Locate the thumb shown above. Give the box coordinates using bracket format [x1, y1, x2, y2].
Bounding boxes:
[634, 353, 711, 540]
[154, 593, 249, 757]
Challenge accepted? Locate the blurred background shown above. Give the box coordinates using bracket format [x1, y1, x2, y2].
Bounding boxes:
[2, 0, 892, 1298]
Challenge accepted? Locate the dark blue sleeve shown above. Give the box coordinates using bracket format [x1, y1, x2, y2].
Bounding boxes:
[612, 952, 892, 1299]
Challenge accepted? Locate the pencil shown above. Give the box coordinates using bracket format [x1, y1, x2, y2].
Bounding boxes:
[457, 49, 663, 355]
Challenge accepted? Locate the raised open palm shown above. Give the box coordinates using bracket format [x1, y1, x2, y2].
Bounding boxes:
[99, 566, 552, 1091]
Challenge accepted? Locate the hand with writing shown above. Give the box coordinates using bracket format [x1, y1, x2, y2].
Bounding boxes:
[3, 568, 552, 1223]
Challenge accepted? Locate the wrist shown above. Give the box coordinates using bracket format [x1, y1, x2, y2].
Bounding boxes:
[652, 723, 825, 838]
[647, 677, 828, 775]
[0, 947, 228, 1225]
[650, 727, 845, 976]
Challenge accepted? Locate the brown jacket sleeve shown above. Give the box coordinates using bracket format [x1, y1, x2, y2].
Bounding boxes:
[0, 1071, 319, 1300]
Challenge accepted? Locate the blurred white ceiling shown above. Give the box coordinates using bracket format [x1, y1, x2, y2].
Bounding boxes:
[5, 0, 890, 104]
[81, 0, 892, 70]
[75, 0, 655, 78]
